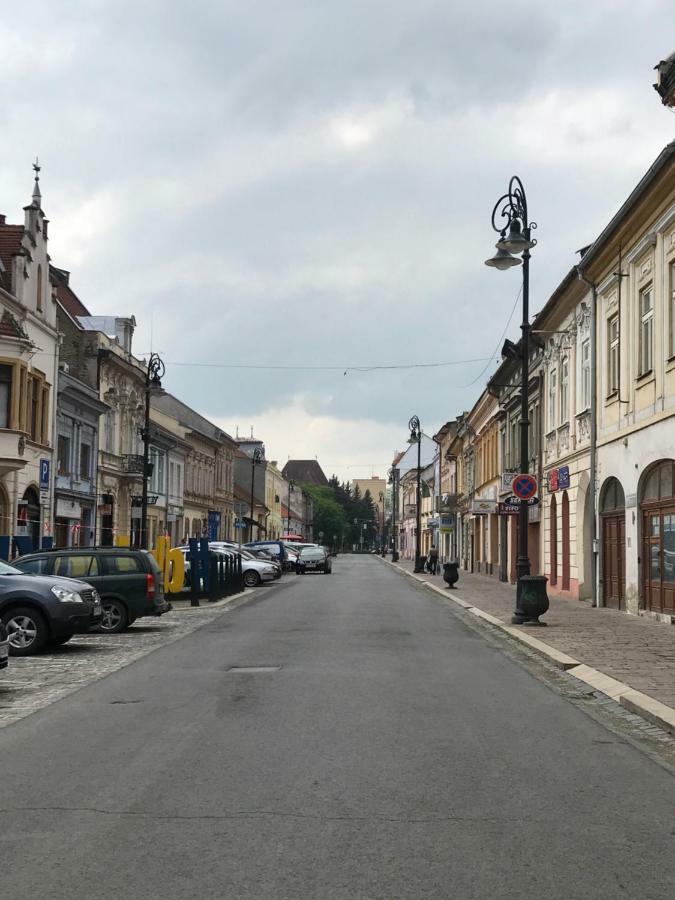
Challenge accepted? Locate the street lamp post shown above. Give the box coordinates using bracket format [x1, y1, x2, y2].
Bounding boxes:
[286, 480, 295, 535]
[388, 466, 399, 562]
[249, 446, 264, 544]
[408, 415, 423, 572]
[485, 176, 548, 625]
[140, 353, 165, 550]
[379, 491, 386, 556]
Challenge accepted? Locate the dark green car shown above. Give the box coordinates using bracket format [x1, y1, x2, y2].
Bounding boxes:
[14, 548, 171, 634]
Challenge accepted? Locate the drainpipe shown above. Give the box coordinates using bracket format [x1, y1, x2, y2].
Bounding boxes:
[577, 266, 599, 607]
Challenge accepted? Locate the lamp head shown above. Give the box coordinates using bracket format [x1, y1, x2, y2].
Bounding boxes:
[485, 243, 522, 270]
[496, 219, 535, 254]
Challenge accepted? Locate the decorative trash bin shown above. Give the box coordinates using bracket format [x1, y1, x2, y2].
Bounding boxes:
[513, 575, 549, 625]
[443, 561, 459, 589]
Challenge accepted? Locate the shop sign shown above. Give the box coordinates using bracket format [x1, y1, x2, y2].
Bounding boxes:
[98, 503, 112, 515]
[427, 518, 439, 528]
[56, 499, 81, 520]
[547, 465, 570, 493]
[439, 514, 454, 534]
[471, 499, 497, 515]
[498, 502, 519, 515]
[208, 510, 221, 541]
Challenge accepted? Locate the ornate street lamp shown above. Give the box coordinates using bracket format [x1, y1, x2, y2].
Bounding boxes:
[408, 415, 423, 572]
[286, 480, 295, 535]
[140, 353, 165, 550]
[485, 176, 548, 625]
[249, 446, 264, 543]
[388, 466, 399, 562]
[379, 491, 386, 556]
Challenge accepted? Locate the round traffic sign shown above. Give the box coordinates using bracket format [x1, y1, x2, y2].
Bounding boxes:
[512, 474, 538, 500]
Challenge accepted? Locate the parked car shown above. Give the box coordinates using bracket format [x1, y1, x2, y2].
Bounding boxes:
[0, 558, 102, 654]
[211, 543, 282, 578]
[176, 545, 277, 589]
[245, 540, 290, 569]
[14, 548, 169, 634]
[0, 621, 9, 669]
[296, 546, 332, 575]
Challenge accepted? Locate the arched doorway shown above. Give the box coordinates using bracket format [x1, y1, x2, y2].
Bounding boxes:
[549, 494, 558, 586]
[23, 486, 41, 551]
[0, 482, 9, 537]
[601, 478, 625, 610]
[562, 491, 570, 591]
[640, 460, 675, 615]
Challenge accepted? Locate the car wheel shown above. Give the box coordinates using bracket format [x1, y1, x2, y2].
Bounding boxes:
[243, 570, 261, 588]
[49, 633, 75, 646]
[127, 616, 137, 627]
[99, 599, 128, 634]
[3, 607, 49, 656]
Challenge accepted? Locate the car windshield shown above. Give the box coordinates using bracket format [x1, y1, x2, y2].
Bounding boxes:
[300, 548, 324, 559]
[0, 560, 23, 575]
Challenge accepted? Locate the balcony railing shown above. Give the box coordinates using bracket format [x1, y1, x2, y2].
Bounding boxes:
[121, 454, 144, 475]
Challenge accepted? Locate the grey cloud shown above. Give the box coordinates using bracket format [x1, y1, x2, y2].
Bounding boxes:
[1, 0, 673, 451]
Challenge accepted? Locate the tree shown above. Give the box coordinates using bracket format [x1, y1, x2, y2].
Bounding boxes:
[301, 484, 347, 552]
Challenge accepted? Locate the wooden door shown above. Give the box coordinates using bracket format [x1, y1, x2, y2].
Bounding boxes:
[602, 514, 625, 610]
[642, 507, 675, 615]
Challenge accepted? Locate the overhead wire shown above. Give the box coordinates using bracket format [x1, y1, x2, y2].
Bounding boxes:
[464, 282, 523, 388]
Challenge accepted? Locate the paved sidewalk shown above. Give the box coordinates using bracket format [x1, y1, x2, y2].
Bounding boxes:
[389, 557, 675, 712]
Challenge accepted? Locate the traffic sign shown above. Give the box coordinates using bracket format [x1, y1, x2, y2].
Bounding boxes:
[512, 474, 538, 500]
[504, 494, 539, 507]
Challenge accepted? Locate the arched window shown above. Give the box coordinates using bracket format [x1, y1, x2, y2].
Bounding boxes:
[36, 265, 43, 312]
[550, 494, 558, 586]
[601, 477, 626, 512]
[562, 491, 570, 591]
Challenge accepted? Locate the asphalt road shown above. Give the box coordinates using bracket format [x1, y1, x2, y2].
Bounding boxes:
[0, 556, 674, 899]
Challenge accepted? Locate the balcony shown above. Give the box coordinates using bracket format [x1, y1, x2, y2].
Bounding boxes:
[121, 454, 145, 475]
[0, 430, 29, 478]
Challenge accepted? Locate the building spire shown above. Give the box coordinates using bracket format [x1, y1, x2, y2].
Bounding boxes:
[32, 157, 41, 205]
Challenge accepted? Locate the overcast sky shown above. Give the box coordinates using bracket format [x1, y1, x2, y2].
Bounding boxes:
[1, 1, 673, 481]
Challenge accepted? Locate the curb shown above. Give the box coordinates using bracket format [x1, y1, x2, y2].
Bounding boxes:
[168, 589, 252, 613]
[380, 556, 675, 736]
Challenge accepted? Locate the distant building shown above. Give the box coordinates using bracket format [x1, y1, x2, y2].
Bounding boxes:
[654, 51, 675, 107]
[0, 169, 59, 555]
[281, 459, 328, 486]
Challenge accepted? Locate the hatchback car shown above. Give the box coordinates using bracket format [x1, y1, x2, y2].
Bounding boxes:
[296, 547, 332, 574]
[14, 548, 169, 634]
[0, 559, 102, 654]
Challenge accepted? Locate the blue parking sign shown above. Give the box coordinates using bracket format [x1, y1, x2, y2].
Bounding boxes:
[39, 459, 50, 490]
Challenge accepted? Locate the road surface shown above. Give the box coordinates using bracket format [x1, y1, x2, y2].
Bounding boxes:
[0, 555, 673, 898]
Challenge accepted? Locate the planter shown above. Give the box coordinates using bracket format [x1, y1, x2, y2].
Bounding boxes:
[513, 575, 549, 625]
[443, 561, 459, 589]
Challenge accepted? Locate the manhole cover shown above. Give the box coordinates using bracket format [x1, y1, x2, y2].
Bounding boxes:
[226, 666, 281, 674]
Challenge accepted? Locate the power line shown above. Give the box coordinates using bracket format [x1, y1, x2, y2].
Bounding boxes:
[464, 282, 523, 388]
[166, 356, 498, 374]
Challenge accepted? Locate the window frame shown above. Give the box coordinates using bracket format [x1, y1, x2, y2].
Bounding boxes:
[560, 356, 569, 425]
[548, 368, 557, 431]
[608, 315, 619, 395]
[639, 284, 654, 377]
[580, 338, 591, 411]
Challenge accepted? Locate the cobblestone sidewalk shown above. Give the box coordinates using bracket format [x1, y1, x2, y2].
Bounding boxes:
[390, 558, 675, 710]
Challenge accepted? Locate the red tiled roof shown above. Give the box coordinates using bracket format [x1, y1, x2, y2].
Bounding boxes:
[0, 309, 29, 340]
[0, 225, 24, 293]
[50, 265, 90, 318]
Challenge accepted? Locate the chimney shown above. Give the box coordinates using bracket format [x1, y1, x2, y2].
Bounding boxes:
[0, 214, 5, 224]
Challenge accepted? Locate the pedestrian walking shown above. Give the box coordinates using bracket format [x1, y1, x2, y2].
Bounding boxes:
[428, 545, 439, 575]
